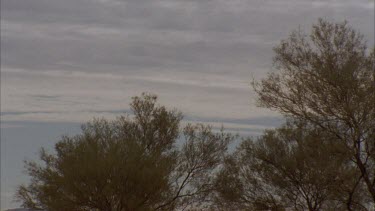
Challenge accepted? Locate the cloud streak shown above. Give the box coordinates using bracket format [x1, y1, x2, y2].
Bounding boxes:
[1, 0, 373, 129]
[1, 0, 373, 128]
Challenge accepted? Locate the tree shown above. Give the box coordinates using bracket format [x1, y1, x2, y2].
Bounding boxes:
[253, 19, 375, 204]
[214, 120, 368, 210]
[16, 93, 235, 211]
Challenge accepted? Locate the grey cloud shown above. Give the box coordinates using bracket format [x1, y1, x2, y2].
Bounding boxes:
[2, 0, 124, 25]
[28, 94, 61, 101]
[0, 109, 131, 117]
[1, 28, 274, 75]
[1, 0, 373, 121]
[185, 115, 284, 128]
[2, 0, 373, 76]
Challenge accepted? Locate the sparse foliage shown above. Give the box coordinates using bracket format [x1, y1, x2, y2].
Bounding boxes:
[215, 120, 368, 210]
[253, 19, 375, 205]
[16, 94, 235, 211]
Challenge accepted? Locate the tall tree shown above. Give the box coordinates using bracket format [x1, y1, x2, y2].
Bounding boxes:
[253, 19, 375, 203]
[16, 93, 235, 211]
[214, 120, 368, 210]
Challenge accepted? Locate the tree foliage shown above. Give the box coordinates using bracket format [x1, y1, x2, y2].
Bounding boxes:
[253, 19, 375, 205]
[16, 93, 235, 211]
[215, 120, 368, 210]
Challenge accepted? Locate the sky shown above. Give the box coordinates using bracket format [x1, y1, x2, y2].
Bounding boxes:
[1, 0, 374, 209]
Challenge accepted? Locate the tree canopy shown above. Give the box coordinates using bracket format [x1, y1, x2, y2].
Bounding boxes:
[253, 18, 375, 205]
[215, 120, 368, 210]
[16, 94, 235, 211]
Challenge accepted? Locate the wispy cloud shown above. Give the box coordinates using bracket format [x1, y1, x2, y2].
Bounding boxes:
[1, 0, 373, 127]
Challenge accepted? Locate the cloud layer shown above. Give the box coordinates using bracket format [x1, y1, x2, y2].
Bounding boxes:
[2, 0, 373, 125]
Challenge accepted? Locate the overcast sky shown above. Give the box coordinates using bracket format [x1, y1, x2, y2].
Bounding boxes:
[1, 0, 374, 209]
